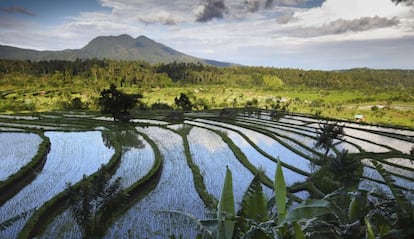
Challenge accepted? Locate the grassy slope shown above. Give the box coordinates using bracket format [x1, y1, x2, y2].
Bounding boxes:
[1, 85, 413, 128]
[127, 86, 413, 128]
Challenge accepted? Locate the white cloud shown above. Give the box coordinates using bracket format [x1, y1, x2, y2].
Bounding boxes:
[0, 0, 413, 69]
[293, 0, 410, 24]
[99, 0, 195, 23]
[95, 0, 323, 24]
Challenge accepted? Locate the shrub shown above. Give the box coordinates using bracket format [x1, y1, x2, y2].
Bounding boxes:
[150, 102, 173, 111]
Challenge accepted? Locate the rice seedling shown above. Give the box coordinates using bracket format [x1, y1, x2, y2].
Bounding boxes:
[285, 115, 321, 124]
[0, 122, 61, 130]
[39, 210, 82, 239]
[0, 115, 38, 120]
[187, 126, 255, 206]
[167, 123, 186, 131]
[362, 159, 414, 191]
[191, 119, 315, 174]
[342, 135, 390, 153]
[0, 128, 25, 131]
[40, 133, 153, 238]
[104, 126, 207, 239]
[62, 113, 97, 118]
[130, 119, 169, 125]
[0, 111, 412, 238]
[344, 128, 414, 154]
[342, 122, 414, 137]
[0, 133, 42, 181]
[237, 116, 318, 136]
[112, 135, 155, 188]
[384, 158, 414, 170]
[0, 131, 113, 238]
[334, 141, 361, 154]
[237, 120, 319, 148]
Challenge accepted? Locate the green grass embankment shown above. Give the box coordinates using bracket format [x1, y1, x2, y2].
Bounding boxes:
[0, 131, 50, 206]
[17, 129, 122, 239]
[186, 118, 318, 173]
[99, 129, 164, 237]
[172, 125, 219, 210]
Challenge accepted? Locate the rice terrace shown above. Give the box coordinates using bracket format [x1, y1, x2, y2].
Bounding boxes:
[1, 1, 414, 238]
[0, 105, 413, 238]
[0, 47, 413, 239]
[0, 48, 414, 239]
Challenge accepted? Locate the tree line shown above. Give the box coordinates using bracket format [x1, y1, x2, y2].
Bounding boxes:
[0, 59, 413, 90]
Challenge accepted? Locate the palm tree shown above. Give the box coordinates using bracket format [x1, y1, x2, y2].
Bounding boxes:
[67, 167, 126, 239]
[314, 121, 344, 158]
[327, 150, 362, 189]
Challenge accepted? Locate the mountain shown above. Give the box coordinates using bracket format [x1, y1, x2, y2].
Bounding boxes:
[0, 34, 233, 66]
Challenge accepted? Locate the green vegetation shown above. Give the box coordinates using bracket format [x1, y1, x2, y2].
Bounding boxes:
[175, 126, 218, 210]
[0, 59, 412, 127]
[67, 167, 126, 239]
[177, 153, 413, 239]
[98, 84, 141, 122]
[0, 131, 50, 206]
[0, 109, 413, 238]
[314, 122, 344, 157]
[175, 93, 193, 111]
[17, 127, 123, 239]
[0, 56, 413, 237]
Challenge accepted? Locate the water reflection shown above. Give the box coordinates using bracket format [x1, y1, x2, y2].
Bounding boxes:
[101, 128, 144, 152]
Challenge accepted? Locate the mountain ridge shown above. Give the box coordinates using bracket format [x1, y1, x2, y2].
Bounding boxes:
[0, 34, 233, 67]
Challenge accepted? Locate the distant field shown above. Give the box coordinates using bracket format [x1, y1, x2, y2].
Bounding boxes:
[1, 85, 413, 128]
[125, 86, 414, 128]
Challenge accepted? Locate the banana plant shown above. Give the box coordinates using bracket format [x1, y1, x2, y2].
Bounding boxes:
[163, 166, 236, 239]
[165, 158, 413, 239]
[369, 160, 414, 238]
[217, 166, 236, 239]
[233, 158, 333, 239]
[233, 174, 269, 239]
[274, 158, 332, 238]
[165, 161, 336, 239]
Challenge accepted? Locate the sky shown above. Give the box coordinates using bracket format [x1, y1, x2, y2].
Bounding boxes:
[0, 0, 413, 70]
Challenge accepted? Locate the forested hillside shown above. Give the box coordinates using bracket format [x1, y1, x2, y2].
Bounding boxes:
[0, 59, 413, 89]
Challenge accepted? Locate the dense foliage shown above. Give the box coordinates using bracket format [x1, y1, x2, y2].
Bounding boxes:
[0, 59, 413, 89]
[98, 84, 141, 122]
[67, 167, 126, 239]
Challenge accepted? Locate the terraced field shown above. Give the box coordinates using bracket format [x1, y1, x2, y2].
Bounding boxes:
[0, 111, 413, 238]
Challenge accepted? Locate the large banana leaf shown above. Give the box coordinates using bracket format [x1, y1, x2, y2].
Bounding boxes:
[348, 192, 368, 222]
[293, 222, 305, 239]
[274, 158, 287, 221]
[240, 174, 269, 222]
[372, 160, 410, 216]
[284, 199, 332, 224]
[217, 166, 235, 239]
[236, 175, 270, 239]
[365, 216, 375, 239]
[159, 210, 215, 239]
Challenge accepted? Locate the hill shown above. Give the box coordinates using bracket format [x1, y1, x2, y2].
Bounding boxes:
[0, 34, 233, 67]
